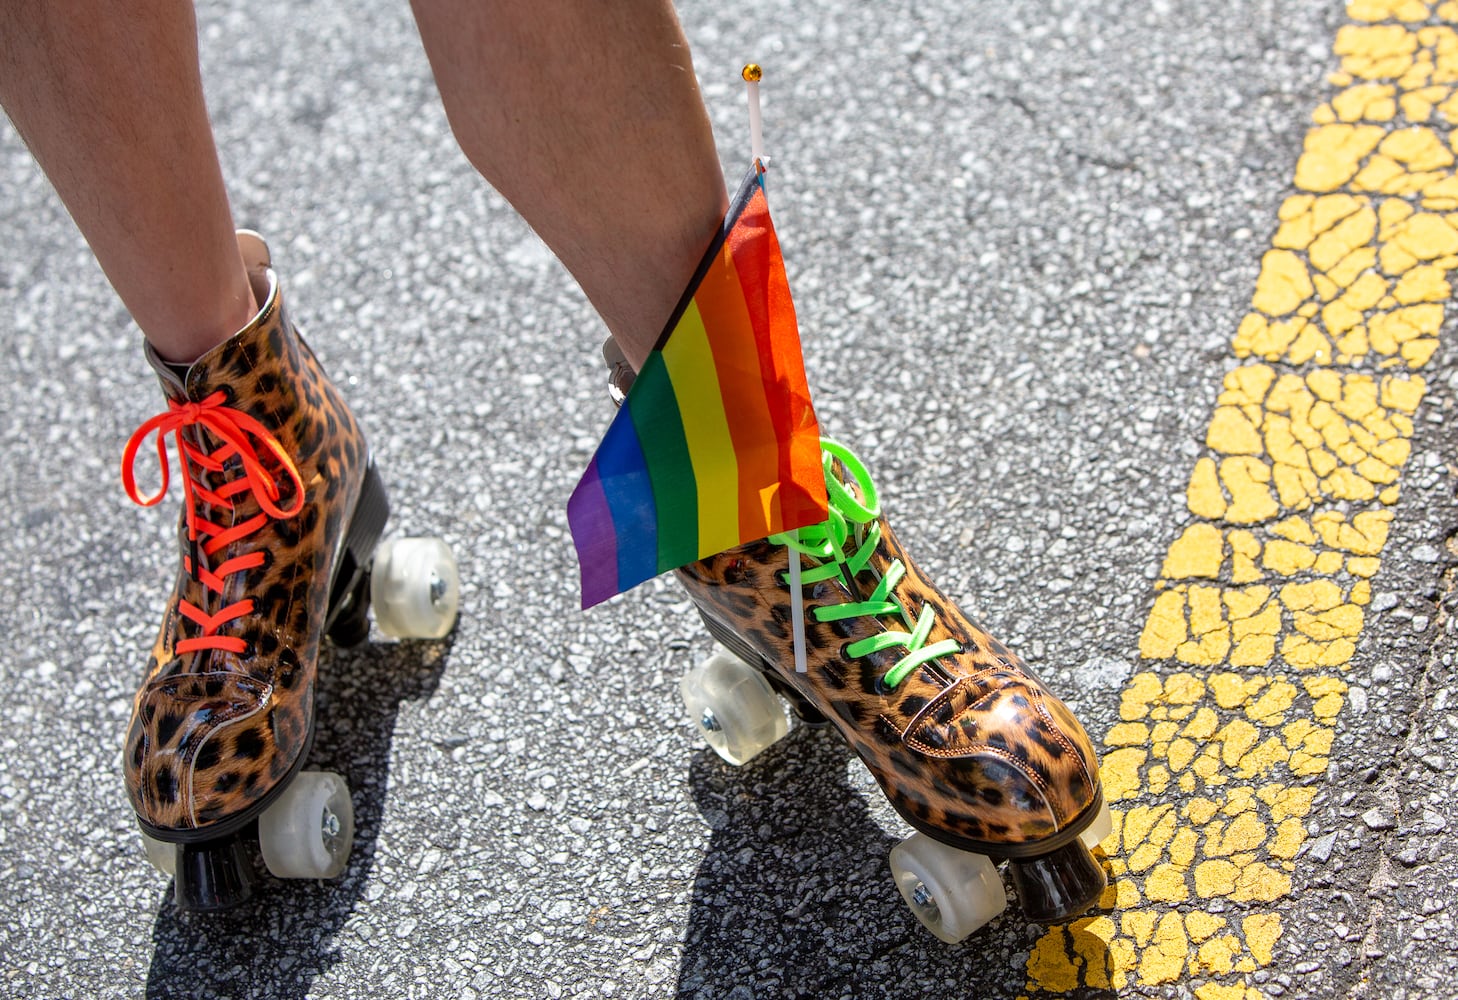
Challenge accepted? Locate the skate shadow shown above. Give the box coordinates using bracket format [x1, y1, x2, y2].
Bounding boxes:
[673, 731, 1118, 1000]
[141, 631, 453, 1000]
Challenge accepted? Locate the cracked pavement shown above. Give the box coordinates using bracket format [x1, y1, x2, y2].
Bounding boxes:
[3, 0, 1458, 997]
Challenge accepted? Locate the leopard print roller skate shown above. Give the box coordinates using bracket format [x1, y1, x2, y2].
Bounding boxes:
[676, 439, 1112, 940]
[121, 232, 460, 911]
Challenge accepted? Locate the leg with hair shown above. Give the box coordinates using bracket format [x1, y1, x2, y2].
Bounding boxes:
[412, 0, 1111, 936]
[0, 0, 253, 362]
[3, 3, 460, 910]
[410, 0, 727, 371]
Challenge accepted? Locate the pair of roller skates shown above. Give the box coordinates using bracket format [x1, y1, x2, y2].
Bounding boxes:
[124, 235, 1109, 937]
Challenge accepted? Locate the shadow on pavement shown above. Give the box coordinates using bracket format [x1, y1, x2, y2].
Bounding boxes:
[141, 633, 452, 1000]
[673, 729, 1117, 1000]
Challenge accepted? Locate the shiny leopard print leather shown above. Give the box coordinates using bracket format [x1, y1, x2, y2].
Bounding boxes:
[123, 232, 369, 836]
[678, 448, 1102, 857]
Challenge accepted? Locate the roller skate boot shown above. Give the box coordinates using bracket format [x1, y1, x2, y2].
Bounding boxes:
[676, 439, 1111, 940]
[121, 232, 459, 911]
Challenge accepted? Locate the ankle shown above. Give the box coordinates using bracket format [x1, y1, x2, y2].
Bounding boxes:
[145, 268, 259, 365]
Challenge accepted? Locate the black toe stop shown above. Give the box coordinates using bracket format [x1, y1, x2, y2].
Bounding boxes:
[1009, 838, 1107, 923]
[175, 837, 256, 912]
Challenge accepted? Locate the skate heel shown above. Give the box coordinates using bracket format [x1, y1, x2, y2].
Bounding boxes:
[326, 463, 390, 646]
[1008, 837, 1107, 923]
[695, 606, 829, 727]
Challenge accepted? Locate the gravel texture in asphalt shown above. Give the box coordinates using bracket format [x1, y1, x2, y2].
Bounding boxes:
[3, 1, 1456, 998]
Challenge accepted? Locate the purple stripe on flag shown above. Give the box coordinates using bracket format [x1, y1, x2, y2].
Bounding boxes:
[567, 456, 619, 608]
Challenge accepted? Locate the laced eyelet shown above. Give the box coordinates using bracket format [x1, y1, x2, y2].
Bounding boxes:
[768, 439, 958, 694]
[122, 390, 304, 656]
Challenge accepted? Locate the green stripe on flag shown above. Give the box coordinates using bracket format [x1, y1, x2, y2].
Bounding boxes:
[628, 352, 700, 573]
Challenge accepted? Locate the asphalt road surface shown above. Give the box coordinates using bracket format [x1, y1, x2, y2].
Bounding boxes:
[4, 0, 1456, 997]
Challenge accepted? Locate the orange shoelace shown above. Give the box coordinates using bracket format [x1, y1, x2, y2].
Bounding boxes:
[123, 390, 305, 655]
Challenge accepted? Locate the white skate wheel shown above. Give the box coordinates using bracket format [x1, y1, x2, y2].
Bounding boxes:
[370, 537, 460, 639]
[889, 833, 1008, 943]
[140, 830, 178, 877]
[258, 771, 355, 879]
[679, 648, 788, 766]
[1080, 800, 1114, 851]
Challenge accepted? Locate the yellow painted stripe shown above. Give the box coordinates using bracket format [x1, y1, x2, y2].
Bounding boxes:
[662, 300, 742, 559]
[1023, 2, 1454, 995]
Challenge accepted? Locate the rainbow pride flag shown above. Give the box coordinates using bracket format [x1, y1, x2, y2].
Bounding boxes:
[569, 167, 827, 608]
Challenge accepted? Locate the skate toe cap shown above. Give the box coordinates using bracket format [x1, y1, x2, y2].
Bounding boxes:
[125, 671, 289, 830]
[903, 679, 1101, 843]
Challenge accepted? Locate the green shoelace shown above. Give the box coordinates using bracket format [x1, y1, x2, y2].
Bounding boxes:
[770, 439, 961, 689]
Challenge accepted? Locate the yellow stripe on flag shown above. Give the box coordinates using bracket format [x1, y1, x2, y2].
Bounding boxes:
[662, 301, 741, 559]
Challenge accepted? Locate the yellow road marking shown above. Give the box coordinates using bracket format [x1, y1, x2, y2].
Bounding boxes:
[1022, 2, 1457, 994]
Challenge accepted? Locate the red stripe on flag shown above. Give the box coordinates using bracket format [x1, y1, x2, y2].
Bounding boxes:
[730, 187, 824, 531]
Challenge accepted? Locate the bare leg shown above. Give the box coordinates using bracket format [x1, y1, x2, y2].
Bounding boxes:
[0, 1, 255, 363]
[410, 0, 728, 371]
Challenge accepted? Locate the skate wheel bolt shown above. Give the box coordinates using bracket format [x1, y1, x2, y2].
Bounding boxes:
[699, 707, 723, 734]
[910, 881, 941, 921]
[742, 63, 762, 82]
[321, 805, 341, 845]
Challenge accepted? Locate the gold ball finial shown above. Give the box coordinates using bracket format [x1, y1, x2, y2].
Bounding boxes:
[742, 63, 762, 83]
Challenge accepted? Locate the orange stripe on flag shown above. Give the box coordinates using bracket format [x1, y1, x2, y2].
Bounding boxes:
[732, 187, 823, 530]
[693, 246, 780, 541]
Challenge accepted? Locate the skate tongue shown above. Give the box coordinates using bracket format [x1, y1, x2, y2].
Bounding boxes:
[141, 342, 192, 396]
